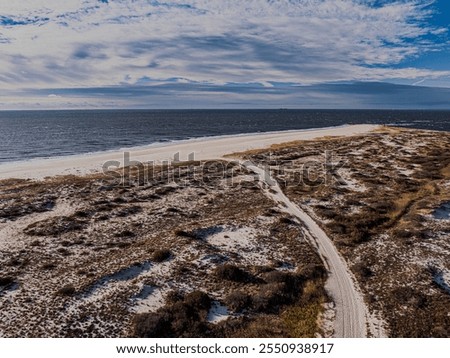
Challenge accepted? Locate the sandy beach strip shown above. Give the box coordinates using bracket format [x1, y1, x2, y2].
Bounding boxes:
[0, 124, 378, 180]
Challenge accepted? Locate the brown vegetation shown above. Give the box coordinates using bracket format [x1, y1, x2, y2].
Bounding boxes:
[0, 158, 328, 338]
[242, 126, 450, 337]
[152, 249, 173, 263]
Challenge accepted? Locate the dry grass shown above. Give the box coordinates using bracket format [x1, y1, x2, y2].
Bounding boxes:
[281, 280, 327, 337]
[371, 126, 404, 134]
[281, 302, 323, 337]
[228, 316, 289, 338]
[442, 164, 450, 179]
[224, 134, 349, 158]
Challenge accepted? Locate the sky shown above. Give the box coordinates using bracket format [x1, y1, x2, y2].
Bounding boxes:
[0, 0, 449, 109]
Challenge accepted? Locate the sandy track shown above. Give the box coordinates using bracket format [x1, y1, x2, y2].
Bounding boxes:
[243, 162, 368, 338]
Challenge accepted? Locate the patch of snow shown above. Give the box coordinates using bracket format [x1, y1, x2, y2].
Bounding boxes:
[433, 202, 450, 221]
[317, 302, 335, 338]
[380, 138, 398, 148]
[131, 286, 166, 314]
[0, 282, 20, 299]
[199, 225, 271, 265]
[433, 269, 450, 295]
[277, 262, 296, 271]
[207, 301, 229, 324]
[81, 261, 152, 303]
[256, 214, 277, 224]
[337, 169, 367, 192]
[0, 200, 76, 251]
[367, 311, 388, 338]
[392, 165, 415, 176]
[197, 253, 228, 266]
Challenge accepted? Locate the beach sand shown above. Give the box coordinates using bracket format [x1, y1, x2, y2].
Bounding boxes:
[0, 124, 378, 180]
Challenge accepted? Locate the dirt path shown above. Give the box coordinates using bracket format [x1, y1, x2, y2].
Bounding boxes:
[242, 161, 368, 338]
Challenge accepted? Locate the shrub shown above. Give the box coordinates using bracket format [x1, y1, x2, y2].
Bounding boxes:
[174, 230, 198, 239]
[0, 276, 14, 288]
[166, 207, 180, 213]
[116, 206, 142, 217]
[391, 286, 427, 309]
[74, 210, 92, 218]
[393, 229, 413, 239]
[7, 258, 21, 267]
[133, 312, 170, 337]
[42, 262, 57, 270]
[57, 285, 76, 296]
[297, 264, 327, 281]
[215, 264, 249, 282]
[346, 198, 364, 206]
[301, 280, 327, 304]
[115, 230, 136, 238]
[279, 217, 296, 225]
[326, 222, 347, 234]
[371, 201, 393, 215]
[252, 272, 304, 313]
[263, 270, 292, 284]
[183, 291, 212, 313]
[252, 282, 288, 313]
[318, 208, 338, 219]
[225, 291, 252, 313]
[112, 197, 127, 204]
[352, 262, 373, 280]
[152, 249, 172, 263]
[132, 290, 212, 338]
[349, 227, 371, 244]
[394, 228, 427, 240]
[57, 248, 71, 256]
[165, 290, 184, 304]
[264, 271, 302, 294]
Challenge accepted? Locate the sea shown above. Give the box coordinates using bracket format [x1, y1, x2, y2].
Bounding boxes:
[0, 109, 449, 164]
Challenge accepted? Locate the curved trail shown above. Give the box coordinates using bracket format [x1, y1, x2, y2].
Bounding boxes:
[243, 162, 368, 338]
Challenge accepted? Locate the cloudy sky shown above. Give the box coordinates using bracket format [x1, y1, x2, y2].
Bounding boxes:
[1, 0, 449, 109]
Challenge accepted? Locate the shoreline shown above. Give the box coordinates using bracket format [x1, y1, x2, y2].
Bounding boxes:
[1, 123, 449, 338]
[0, 124, 378, 180]
[1, 124, 355, 166]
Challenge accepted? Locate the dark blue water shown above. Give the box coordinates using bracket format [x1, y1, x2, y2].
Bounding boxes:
[0, 109, 449, 164]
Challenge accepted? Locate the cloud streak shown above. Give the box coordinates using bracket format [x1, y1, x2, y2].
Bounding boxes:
[1, 81, 449, 110]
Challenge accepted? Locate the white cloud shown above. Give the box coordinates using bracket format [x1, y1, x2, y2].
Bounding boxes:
[0, 0, 449, 107]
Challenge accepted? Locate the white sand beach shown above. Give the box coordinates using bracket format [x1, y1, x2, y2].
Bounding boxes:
[0, 124, 378, 180]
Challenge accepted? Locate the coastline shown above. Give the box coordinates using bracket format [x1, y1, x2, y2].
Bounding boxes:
[0, 124, 378, 180]
[1, 124, 449, 338]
